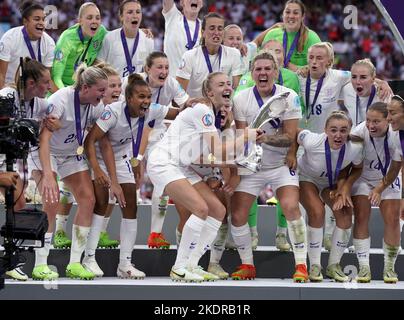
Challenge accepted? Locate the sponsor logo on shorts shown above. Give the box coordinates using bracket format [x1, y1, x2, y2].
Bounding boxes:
[202, 114, 213, 127]
[101, 110, 112, 121]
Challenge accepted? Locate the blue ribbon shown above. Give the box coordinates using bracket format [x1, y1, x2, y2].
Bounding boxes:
[120, 29, 140, 75]
[356, 85, 376, 125]
[305, 73, 325, 121]
[370, 133, 390, 176]
[202, 46, 222, 73]
[74, 26, 93, 70]
[184, 16, 200, 50]
[283, 30, 300, 68]
[124, 105, 145, 158]
[325, 138, 346, 190]
[22, 27, 41, 63]
[74, 89, 90, 148]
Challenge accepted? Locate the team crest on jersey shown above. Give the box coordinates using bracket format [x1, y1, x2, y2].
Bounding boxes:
[240, 78, 247, 86]
[55, 49, 63, 61]
[202, 114, 213, 127]
[0, 42, 4, 53]
[294, 96, 301, 108]
[92, 40, 100, 50]
[101, 110, 112, 121]
[46, 103, 55, 115]
[299, 131, 308, 141]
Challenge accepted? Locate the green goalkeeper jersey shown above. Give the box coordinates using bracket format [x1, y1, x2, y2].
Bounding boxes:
[52, 24, 107, 89]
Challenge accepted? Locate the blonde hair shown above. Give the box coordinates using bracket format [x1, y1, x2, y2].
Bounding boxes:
[73, 64, 108, 90]
[308, 42, 335, 68]
[251, 51, 280, 74]
[224, 24, 243, 36]
[92, 60, 120, 78]
[352, 58, 376, 78]
[325, 110, 352, 129]
[202, 72, 226, 99]
[78, 2, 99, 19]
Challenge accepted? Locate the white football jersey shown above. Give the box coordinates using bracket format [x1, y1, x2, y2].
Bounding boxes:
[121, 73, 189, 106]
[98, 28, 154, 78]
[154, 103, 217, 166]
[233, 84, 302, 169]
[297, 130, 363, 186]
[299, 69, 351, 133]
[46, 87, 104, 156]
[96, 100, 169, 156]
[176, 45, 243, 98]
[0, 87, 48, 120]
[0, 26, 55, 84]
[239, 42, 257, 75]
[340, 83, 383, 127]
[163, 5, 202, 77]
[351, 122, 400, 181]
[390, 130, 404, 159]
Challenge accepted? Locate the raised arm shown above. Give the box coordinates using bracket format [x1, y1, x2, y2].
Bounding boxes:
[162, 0, 175, 14]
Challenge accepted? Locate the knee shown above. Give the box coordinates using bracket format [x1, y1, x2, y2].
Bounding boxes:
[354, 213, 369, 226]
[76, 190, 95, 208]
[307, 211, 325, 228]
[231, 208, 248, 227]
[211, 202, 226, 220]
[280, 201, 300, 217]
[193, 201, 209, 219]
[385, 214, 400, 229]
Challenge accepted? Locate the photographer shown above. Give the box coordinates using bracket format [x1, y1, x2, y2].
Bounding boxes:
[0, 57, 55, 281]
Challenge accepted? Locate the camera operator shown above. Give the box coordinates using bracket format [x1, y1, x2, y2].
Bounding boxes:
[0, 57, 57, 281]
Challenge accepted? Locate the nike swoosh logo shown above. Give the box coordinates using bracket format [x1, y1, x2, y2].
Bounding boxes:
[171, 270, 186, 278]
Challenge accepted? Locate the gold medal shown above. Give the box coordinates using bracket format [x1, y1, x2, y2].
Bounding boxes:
[208, 153, 216, 162]
[76, 146, 84, 155]
[130, 157, 139, 167]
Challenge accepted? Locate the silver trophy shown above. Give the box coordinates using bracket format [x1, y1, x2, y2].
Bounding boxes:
[235, 92, 291, 173]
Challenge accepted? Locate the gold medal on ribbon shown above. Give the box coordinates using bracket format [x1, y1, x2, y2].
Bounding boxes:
[130, 157, 139, 167]
[76, 146, 84, 156]
[207, 153, 216, 162]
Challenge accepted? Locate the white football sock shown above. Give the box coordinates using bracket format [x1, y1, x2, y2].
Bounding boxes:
[328, 226, 351, 266]
[307, 226, 323, 266]
[150, 194, 169, 233]
[55, 214, 68, 233]
[188, 216, 222, 268]
[353, 238, 371, 267]
[101, 217, 110, 233]
[84, 214, 104, 259]
[287, 216, 308, 266]
[231, 223, 253, 265]
[173, 214, 205, 269]
[69, 225, 90, 264]
[210, 223, 228, 264]
[383, 240, 400, 270]
[324, 205, 336, 237]
[119, 218, 138, 267]
[35, 233, 53, 267]
[276, 226, 287, 235]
